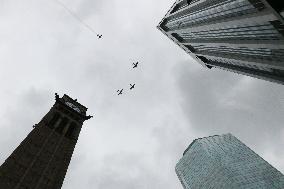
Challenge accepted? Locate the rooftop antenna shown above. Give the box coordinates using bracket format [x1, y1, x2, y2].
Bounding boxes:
[54, 0, 101, 37]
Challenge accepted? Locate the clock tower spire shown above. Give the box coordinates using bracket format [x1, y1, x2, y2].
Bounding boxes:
[0, 93, 92, 189]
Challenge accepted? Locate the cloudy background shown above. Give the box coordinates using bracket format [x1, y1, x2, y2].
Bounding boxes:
[0, 0, 283, 188]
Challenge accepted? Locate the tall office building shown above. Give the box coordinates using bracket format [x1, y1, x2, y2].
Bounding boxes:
[0, 94, 92, 189]
[176, 133, 284, 188]
[158, 0, 284, 84]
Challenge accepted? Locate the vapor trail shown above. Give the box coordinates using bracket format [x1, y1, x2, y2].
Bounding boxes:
[54, 0, 99, 36]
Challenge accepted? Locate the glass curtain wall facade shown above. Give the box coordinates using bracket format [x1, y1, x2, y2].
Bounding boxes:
[175, 134, 284, 189]
[158, 0, 284, 84]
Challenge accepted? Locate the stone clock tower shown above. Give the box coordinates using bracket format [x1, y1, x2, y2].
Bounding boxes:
[0, 94, 92, 189]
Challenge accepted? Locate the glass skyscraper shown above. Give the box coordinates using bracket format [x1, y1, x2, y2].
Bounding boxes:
[158, 0, 284, 84]
[176, 134, 284, 189]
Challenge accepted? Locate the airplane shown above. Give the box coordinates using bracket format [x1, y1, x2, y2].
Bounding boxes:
[132, 62, 138, 68]
[130, 84, 135, 90]
[117, 89, 123, 95]
[97, 34, 102, 39]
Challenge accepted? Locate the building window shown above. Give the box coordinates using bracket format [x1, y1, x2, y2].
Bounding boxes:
[196, 55, 208, 63]
[171, 33, 183, 42]
[270, 20, 284, 36]
[179, 23, 282, 41]
[185, 45, 196, 52]
[166, 0, 260, 30]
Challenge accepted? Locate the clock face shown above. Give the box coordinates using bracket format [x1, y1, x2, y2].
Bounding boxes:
[65, 102, 81, 113]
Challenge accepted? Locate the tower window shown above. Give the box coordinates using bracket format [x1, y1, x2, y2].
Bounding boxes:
[55, 117, 68, 134]
[48, 113, 60, 129]
[65, 122, 79, 140]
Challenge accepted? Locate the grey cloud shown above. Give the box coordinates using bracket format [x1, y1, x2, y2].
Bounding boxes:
[63, 152, 174, 189]
[1, 0, 284, 189]
[0, 87, 51, 164]
[76, 0, 108, 19]
[174, 60, 284, 169]
[93, 153, 160, 189]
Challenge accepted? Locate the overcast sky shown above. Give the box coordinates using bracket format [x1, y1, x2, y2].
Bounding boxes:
[0, 0, 283, 188]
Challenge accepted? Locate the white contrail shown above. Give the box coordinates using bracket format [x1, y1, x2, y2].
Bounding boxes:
[54, 0, 99, 36]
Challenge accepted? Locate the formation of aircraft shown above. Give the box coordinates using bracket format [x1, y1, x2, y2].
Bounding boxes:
[56, 0, 140, 97]
[132, 62, 138, 68]
[116, 62, 139, 96]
